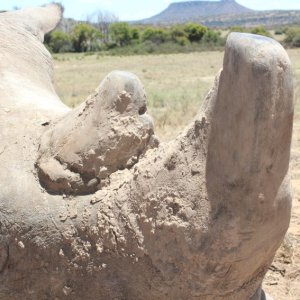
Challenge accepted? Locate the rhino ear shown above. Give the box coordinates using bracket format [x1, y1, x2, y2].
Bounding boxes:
[6, 3, 63, 41]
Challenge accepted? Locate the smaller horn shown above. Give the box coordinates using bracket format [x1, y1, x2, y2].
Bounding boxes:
[36, 71, 158, 195]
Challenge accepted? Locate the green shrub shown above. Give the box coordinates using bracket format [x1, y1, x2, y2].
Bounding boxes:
[284, 27, 300, 46]
[292, 35, 300, 47]
[142, 28, 169, 45]
[250, 26, 271, 37]
[229, 26, 247, 33]
[169, 26, 189, 45]
[175, 36, 190, 46]
[184, 23, 208, 42]
[71, 23, 102, 52]
[203, 30, 221, 43]
[45, 30, 73, 53]
[275, 28, 284, 35]
[109, 22, 132, 46]
[44, 22, 229, 54]
[130, 27, 140, 42]
[229, 25, 271, 38]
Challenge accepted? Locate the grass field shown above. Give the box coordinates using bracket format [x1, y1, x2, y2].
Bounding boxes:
[53, 49, 300, 299]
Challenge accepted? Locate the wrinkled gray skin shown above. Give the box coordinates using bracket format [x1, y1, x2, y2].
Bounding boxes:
[0, 4, 293, 300]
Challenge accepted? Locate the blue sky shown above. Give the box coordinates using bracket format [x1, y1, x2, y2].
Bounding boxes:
[2, 0, 300, 21]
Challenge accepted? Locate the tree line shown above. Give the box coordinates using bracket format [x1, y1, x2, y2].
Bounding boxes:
[44, 21, 225, 54]
[44, 17, 300, 55]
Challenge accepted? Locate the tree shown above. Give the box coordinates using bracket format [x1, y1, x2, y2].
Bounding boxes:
[292, 35, 300, 47]
[142, 27, 168, 45]
[284, 27, 300, 46]
[184, 23, 208, 42]
[250, 26, 271, 37]
[203, 30, 222, 44]
[46, 30, 73, 53]
[71, 23, 102, 52]
[170, 25, 189, 45]
[109, 22, 132, 46]
[130, 27, 140, 42]
[87, 10, 118, 43]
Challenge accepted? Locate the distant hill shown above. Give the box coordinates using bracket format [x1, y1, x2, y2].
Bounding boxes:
[135, 0, 254, 25]
[202, 10, 300, 28]
[133, 0, 300, 28]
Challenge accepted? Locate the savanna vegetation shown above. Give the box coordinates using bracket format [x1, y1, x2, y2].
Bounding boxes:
[45, 21, 226, 55]
[44, 13, 300, 56]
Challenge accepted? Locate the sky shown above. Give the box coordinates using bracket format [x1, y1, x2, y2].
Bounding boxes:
[1, 0, 300, 21]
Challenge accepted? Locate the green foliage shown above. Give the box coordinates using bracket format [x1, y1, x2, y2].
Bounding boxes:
[229, 26, 247, 33]
[46, 30, 73, 53]
[142, 27, 169, 44]
[71, 23, 102, 52]
[229, 25, 271, 37]
[130, 27, 140, 41]
[274, 28, 284, 35]
[184, 23, 208, 42]
[170, 25, 189, 45]
[44, 21, 226, 55]
[292, 35, 300, 47]
[170, 26, 186, 39]
[109, 22, 132, 46]
[250, 26, 271, 37]
[284, 27, 300, 47]
[203, 30, 222, 44]
[175, 36, 190, 46]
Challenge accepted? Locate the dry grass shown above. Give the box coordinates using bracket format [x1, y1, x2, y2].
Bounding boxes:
[53, 49, 300, 299]
[53, 51, 223, 141]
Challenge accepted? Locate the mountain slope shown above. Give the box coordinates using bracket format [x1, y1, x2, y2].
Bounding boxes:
[136, 0, 254, 24]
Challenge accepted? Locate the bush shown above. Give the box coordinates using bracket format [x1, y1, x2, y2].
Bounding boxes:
[169, 26, 189, 45]
[284, 27, 300, 46]
[109, 22, 132, 46]
[203, 30, 222, 43]
[275, 28, 284, 35]
[45, 30, 73, 53]
[71, 23, 102, 52]
[229, 26, 247, 33]
[175, 36, 190, 46]
[250, 26, 271, 37]
[184, 23, 208, 42]
[43, 21, 229, 54]
[292, 35, 300, 47]
[142, 28, 169, 45]
[130, 27, 140, 42]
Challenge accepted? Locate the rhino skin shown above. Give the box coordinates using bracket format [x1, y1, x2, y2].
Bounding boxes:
[0, 4, 293, 300]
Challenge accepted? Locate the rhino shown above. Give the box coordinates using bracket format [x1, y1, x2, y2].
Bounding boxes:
[0, 4, 294, 300]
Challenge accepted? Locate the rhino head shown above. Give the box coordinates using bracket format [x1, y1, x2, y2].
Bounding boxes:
[0, 4, 293, 300]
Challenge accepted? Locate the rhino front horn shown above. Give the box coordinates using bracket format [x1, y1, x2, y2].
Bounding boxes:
[37, 71, 157, 195]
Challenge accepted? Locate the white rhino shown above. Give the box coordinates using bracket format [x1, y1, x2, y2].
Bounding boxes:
[0, 4, 293, 300]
